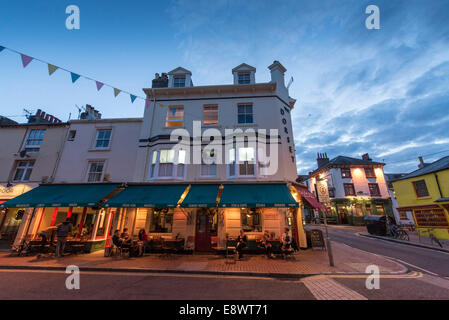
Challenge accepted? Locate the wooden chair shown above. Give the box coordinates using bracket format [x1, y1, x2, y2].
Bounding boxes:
[225, 238, 237, 264]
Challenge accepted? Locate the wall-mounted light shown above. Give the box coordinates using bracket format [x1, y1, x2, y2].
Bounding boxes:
[354, 168, 362, 175]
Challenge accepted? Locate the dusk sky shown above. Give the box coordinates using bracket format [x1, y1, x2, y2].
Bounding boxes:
[1, 0, 448, 174]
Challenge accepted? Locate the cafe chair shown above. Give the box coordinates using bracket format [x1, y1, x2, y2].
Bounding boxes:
[184, 236, 195, 254]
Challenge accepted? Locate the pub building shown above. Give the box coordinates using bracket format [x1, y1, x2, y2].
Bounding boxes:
[2, 182, 318, 252]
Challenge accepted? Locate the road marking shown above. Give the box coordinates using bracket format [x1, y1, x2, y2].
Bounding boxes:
[381, 256, 440, 276]
[329, 271, 422, 279]
[302, 275, 367, 300]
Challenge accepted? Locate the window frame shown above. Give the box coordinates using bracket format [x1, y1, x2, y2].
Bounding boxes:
[165, 105, 184, 128]
[86, 160, 105, 183]
[173, 76, 186, 88]
[237, 103, 254, 124]
[12, 160, 35, 182]
[412, 180, 430, 198]
[24, 129, 46, 152]
[240, 208, 262, 233]
[203, 104, 218, 125]
[364, 167, 376, 178]
[343, 183, 356, 196]
[238, 72, 251, 84]
[341, 168, 352, 178]
[93, 129, 112, 150]
[368, 183, 381, 196]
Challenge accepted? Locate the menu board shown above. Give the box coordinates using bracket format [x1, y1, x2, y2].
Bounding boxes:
[413, 209, 449, 227]
[310, 229, 326, 249]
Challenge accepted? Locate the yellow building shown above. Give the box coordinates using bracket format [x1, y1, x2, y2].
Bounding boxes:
[392, 156, 449, 240]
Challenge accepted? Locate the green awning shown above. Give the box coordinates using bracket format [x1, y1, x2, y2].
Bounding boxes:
[0, 184, 120, 208]
[103, 185, 188, 208]
[180, 185, 220, 208]
[219, 184, 298, 208]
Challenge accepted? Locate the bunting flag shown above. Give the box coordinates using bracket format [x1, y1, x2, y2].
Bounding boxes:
[21, 54, 33, 68]
[0, 45, 150, 107]
[158, 103, 165, 108]
[71, 72, 81, 83]
[96, 81, 104, 91]
[48, 64, 58, 76]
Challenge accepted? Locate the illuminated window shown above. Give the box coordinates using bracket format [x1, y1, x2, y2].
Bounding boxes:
[166, 106, 184, 127]
[158, 149, 174, 177]
[149, 209, 173, 233]
[341, 168, 351, 178]
[353, 204, 364, 217]
[375, 205, 385, 215]
[203, 105, 218, 125]
[413, 180, 429, 198]
[177, 150, 186, 177]
[241, 208, 262, 232]
[228, 148, 236, 177]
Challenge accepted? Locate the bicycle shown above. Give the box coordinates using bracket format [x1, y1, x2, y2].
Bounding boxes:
[390, 226, 409, 241]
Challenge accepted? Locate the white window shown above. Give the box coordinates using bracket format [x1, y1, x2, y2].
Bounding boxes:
[238, 73, 250, 84]
[237, 104, 253, 124]
[158, 149, 174, 177]
[166, 106, 184, 127]
[203, 105, 218, 125]
[239, 147, 255, 176]
[13, 161, 34, 182]
[150, 151, 158, 178]
[176, 150, 186, 177]
[228, 148, 236, 177]
[24, 129, 46, 152]
[201, 150, 217, 177]
[94, 129, 112, 149]
[174, 76, 186, 87]
[87, 161, 105, 182]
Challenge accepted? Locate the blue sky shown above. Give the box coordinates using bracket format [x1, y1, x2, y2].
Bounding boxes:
[1, 0, 448, 174]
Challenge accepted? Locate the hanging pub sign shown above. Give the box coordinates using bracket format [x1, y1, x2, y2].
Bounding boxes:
[317, 180, 330, 203]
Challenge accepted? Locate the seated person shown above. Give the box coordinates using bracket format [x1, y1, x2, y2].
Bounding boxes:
[281, 227, 292, 250]
[236, 229, 248, 260]
[138, 229, 149, 242]
[262, 230, 275, 258]
[112, 230, 122, 247]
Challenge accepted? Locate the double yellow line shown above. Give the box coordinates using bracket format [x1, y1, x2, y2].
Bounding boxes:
[329, 271, 423, 279]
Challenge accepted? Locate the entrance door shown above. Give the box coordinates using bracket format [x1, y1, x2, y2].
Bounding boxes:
[337, 205, 349, 224]
[195, 209, 217, 252]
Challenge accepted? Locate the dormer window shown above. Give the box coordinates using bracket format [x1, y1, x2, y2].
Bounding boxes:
[174, 76, 186, 87]
[238, 73, 251, 84]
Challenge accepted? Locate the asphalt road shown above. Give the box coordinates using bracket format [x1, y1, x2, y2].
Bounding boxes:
[317, 225, 449, 277]
[0, 268, 448, 300]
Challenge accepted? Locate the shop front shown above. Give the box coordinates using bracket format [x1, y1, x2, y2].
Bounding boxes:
[0, 183, 121, 252]
[103, 183, 306, 252]
[399, 204, 449, 240]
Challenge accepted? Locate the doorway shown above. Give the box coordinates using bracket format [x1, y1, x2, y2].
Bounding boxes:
[337, 205, 349, 224]
[195, 209, 218, 252]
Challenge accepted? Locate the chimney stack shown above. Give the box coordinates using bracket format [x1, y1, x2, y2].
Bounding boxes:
[268, 60, 287, 88]
[362, 153, 372, 161]
[418, 156, 425, 169]
[317, 152, 330, 168]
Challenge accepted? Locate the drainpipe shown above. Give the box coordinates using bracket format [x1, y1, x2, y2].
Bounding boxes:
[434, 173, 443, 198]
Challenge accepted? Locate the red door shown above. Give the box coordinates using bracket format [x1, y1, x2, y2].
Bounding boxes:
[195, 209, 217, 252]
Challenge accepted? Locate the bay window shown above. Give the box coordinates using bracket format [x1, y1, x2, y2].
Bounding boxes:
[239, 147, 255, 176]
[158, 149, 174, 177]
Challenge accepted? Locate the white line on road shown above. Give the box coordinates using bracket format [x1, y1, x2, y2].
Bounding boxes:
[381, 256, 440, 276]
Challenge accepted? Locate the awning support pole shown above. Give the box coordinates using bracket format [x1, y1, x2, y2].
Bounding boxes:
[50, 207, 59, 226]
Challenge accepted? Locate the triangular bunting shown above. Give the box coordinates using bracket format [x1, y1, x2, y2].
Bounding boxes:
[113, 88, 121, 97]
[71, 72, 81, 83]
[158, 103, 165, 108]
[130, 94, 137, 103]
[21, 54, 33, 68]
[0, 46, 4, 53]
[96, 81, 104, 91]
[48, 64, 58, 76]
[171, 108, 177, 116]
[145, 99, 151, 108]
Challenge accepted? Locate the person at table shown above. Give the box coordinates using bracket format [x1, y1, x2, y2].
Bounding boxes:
[56, 218, 73, 258]
[120, 228, 131, 243]
[112, 230, 132, 249]
[236, 229, 248, 260]
[281, 227, 292, 250]
[262, 230, 274, 259]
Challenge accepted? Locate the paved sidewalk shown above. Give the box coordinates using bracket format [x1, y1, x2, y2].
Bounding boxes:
[0, 241, 406, 277]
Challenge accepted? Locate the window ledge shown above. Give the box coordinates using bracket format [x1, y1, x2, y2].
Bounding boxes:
[88, 148, 111, 152]
[202, 124, 221, 128]
[416, 196, 432, 200]
[234, 124, 257, 128]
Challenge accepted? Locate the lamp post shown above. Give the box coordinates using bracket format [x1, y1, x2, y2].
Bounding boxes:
[314, 177, 334, 267]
